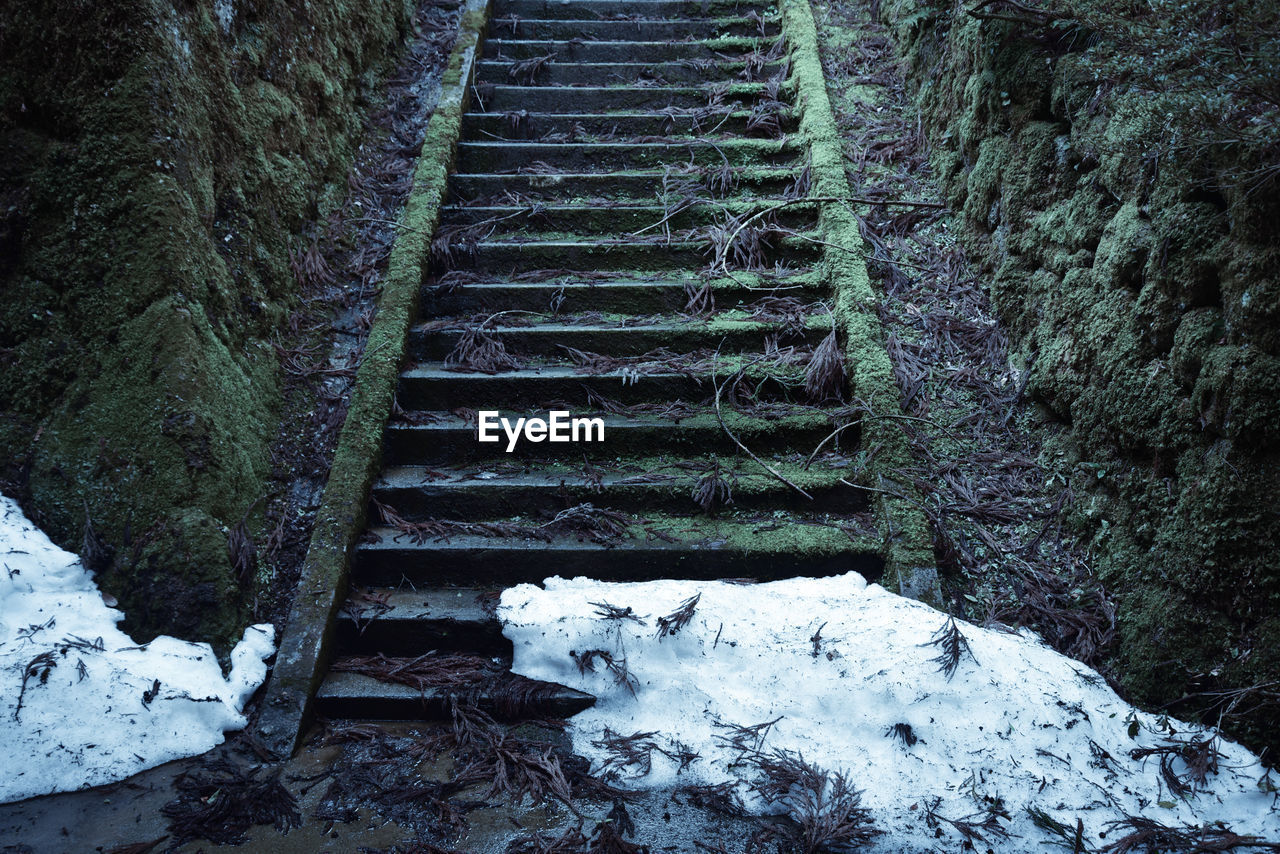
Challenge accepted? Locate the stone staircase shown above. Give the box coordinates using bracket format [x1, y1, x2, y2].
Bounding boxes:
[313, 0, 887, 721]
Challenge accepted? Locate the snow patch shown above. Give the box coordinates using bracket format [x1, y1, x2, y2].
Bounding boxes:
[0, 495, 274, 804]
[214, 0, 235, 35]
[500, 574, 1279, 850]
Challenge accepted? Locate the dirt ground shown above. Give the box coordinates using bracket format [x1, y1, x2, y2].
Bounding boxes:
[0, 720, 770, 853]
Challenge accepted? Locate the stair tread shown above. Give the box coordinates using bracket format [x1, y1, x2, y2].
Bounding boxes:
[401, 362, 781, 379]
[435, 234, 815, 247]
[377, 457, 853, 487]
[442, 201, 812, 213]
[359, 515, 873, 551]
[475, 60, 782, 70]
[334, 588, 511, 656]
[425, 271, 820, 287]
[352, 513, 885, 585]
[474, 83, 772, 94]
[339, 587, 499, 626]
[481, 16, 778, 28]
[460, 108, 778, 126]
[448, 169, 804, 200]
[487, 37, 766, 46]
[486, 14, 776, 21]
[315, 671, 596, 718]
[495, 0, 775, 18]
[413, 314, 827, 332]
[387, 407, 832, 428]
[463, 109, 771, 116]
[452, 166, 799, 175]
[456, 140, 794, 152]
[483, 37, 774, 62]
[425, 279, 816, 291]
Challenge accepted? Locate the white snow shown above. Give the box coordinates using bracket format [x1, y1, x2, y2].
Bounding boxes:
[214, 0, 235, 34]
[0, 495, 275, 804]
[500, 573, 1280, 850]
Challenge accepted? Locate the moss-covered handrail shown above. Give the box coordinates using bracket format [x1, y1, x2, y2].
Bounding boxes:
[780, 0, 942, 605]
[255, 0, 492, 758]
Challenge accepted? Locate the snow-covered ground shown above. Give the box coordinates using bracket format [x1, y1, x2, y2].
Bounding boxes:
[0, 495, 275, 804]
[500, 574, 1280, 851]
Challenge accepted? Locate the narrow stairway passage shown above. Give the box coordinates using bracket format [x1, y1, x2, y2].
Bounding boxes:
[317, 0, 894, 721]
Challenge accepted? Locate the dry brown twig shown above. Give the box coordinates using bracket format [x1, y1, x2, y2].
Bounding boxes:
[655, 593, 701, 639]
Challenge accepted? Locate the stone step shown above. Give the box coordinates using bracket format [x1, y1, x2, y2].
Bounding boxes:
[448, 167, 804, 201]
[484, 37, 766, 62]
[352, 515, 884, 586]
[474, 59, 786, 87]
[463, 109, 795, 140]
[474, 83, 782, 114]
[314, 669, 595, 720]
[335, 587, 510, 655]
[382, 406, 846, 464]
[456, 139, 795, 173]
[437, 201, 815, 233]
[481, 16, 777, 41]
[494, 0, 775, 20]
[395, 362, 815, 409]
[409, 315, 826, 361]
[432, 234, 819, 274]
[420, 275, 825, 315]
[371, 456, 866, 516]
[456, 138, 795, 172]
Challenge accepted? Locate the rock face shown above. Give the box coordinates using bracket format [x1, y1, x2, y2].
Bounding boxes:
[878, 0, 1280, 747]
[0, 0, 414, 647]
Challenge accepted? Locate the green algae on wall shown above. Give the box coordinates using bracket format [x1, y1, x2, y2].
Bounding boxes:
[878, 0, 1280, 750]
[0, 0, 415, 647]
[782, 0, 940, 604]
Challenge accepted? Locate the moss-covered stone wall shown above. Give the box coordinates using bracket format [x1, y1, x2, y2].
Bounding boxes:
[0, 0, 413, 646]
[878, 0, 1280, 745]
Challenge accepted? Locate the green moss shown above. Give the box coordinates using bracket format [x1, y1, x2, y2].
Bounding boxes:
[258, 0, 485, 756]
[879, 0, 1280, 751]
[628, 510, 882, 556]
[781, 0, 939, 604]
[0, 0, 415, 648]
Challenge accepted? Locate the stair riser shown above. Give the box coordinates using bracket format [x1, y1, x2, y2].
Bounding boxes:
[353, 545, 885, 586]
[396, 371, 807, 409]
[495, 0, 774, 20]
[485, 18, 776, 40]
[433, 240, 819, 275]
[435, 240, 707, 273]
[476, 85, 780, 114]
[449, 169, 803, 201]
[421, 281, 825, 315]
[456, 140, 794, 172]
[476, 60, 787, 87]
[334, 618, 510, 656]
[314, 680, 595, 721]
[399, 371, 707, 408]
[424, 282, 695, 314]
[371, 480, 866, 517]
[484, 38, 764, 62]
[439, 203, 815, 233]
[463, 110, 795, 140]
[410, 325, 819, 360]
[382, 418, 846, 464]
[311, 695, 588, 721]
